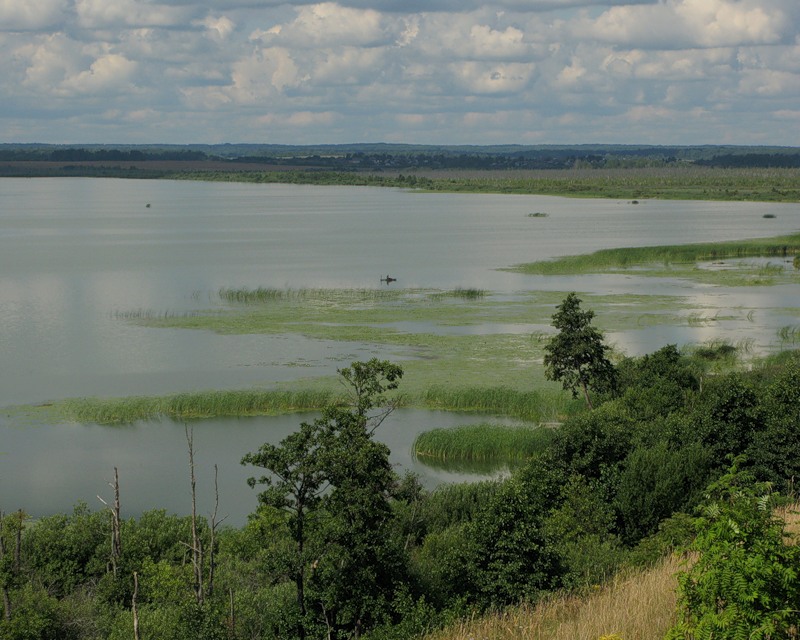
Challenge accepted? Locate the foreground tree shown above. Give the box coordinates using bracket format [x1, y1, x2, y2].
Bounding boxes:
[241, 359, 403, 640]
[543, 293, 616, 409]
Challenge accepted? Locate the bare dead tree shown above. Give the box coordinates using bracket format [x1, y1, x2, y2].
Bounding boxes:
[185, 425, 204, 605]
[207, 463, 227, 600]
[98, 468, 123, 577]
[132, 571, 140, 640]
[0, 512, 12, 622]
[228, 587, 235, 639]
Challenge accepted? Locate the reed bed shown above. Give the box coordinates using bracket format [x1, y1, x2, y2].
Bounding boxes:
[60, 389, 336, 425]
[428, 287, 488, 301]
[422, 386, 576, 423]
[778, 325, 800, 344]
[510, 233, 800, 276]
[414, 424, 554, 463]
[111, 308, 205, 320]
[423, 552, 684, 640]
[217, 286, 403, 304]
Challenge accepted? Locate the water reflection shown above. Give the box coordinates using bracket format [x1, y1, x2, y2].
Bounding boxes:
[0, 409, 516, 526]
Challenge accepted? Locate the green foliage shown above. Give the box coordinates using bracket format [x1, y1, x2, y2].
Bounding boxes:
[615, 442, 712, 544]
[0, 583, 61, 640]
[549, 402, 635, 483]
[20, 505, 108, 597]
[666, 460, 800, 639]
[747, 353, 800, 488]
[543, 293, 617, 408]
[465, 461, 563, 607]
[677, 375, 764, 469]
[614, 344, 700, 420]
[543, 475, 626, 589]
[241, 359, 406, 639]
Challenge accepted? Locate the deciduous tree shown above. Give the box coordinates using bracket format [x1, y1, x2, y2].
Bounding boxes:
[543, 293, 616, 409]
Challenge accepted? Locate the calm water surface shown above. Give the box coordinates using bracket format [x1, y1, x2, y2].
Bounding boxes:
[1, 178, 799, 522]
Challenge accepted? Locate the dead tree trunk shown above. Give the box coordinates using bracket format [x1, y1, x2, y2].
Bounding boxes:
[186, 425, 203, 605]
[0, 512, 12, 622]
[132, 571, 140, 640]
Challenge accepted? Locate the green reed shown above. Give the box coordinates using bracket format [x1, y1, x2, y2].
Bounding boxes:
[422, 386, 578, 422]
[413, 423, 555, 463]
[778, 325, 800, 344]
[510, 233, 800, 275]
[60, 389, 336, 425]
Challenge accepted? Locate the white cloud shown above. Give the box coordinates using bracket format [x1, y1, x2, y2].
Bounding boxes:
[61, 53, 138, 95]
[196, 15, 236, 41]
[579, 0, 790, 49]
[75, 0, 193, 29]
[0, 0, 67, 31]
[253, 2, 390, 47]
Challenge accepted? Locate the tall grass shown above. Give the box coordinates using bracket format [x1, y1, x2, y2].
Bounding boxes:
[422, 553, 684, 640]
[414, 423, 555, 463]
[422, 386, 577, 423]
[60, 389, 336, 425]
[510, 233, 800, 275]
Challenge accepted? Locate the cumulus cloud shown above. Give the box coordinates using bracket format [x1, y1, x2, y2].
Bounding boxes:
[252, 3, 390, 47]
[1, 0, 799, 144]
[579, 0, 791, 49]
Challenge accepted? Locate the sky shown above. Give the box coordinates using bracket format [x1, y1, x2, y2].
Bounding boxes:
[2, 0, 799, 146]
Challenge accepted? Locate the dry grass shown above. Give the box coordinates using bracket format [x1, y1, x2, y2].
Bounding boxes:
[423, 553, 686, 640]
[777, 502, 800, 543]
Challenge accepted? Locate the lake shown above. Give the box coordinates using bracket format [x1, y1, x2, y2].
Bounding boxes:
[1, 178, 799, 523]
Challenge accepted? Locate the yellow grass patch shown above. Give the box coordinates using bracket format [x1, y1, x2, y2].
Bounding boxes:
[423, 554, 685, 640]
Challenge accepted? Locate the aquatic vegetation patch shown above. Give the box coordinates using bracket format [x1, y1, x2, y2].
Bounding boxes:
[508, 233, 800, 277]
[778, 325, 800, 345]
[218, 286, 404, 304]
[413, 423, 555, 463]
[57, 388, 338, 425]
[421, 385, 579, 422]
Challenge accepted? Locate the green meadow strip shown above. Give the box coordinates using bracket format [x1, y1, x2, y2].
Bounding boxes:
[509, 233, 800, 276]
[413, 423, 555, 463]
[59, 389, 337, 425]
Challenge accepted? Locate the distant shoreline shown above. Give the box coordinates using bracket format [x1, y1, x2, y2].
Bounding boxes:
[2, 161, 800, 203]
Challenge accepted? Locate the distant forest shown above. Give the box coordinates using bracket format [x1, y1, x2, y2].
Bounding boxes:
[2, 142, 800, 171]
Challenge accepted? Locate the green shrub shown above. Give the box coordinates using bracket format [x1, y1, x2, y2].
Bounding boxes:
[666, 460, 800, 639]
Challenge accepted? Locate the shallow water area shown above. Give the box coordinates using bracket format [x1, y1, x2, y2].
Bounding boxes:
[1, 178, 799, 520]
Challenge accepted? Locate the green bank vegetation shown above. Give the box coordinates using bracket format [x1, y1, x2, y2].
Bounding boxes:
[4, 346, 800, 639]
